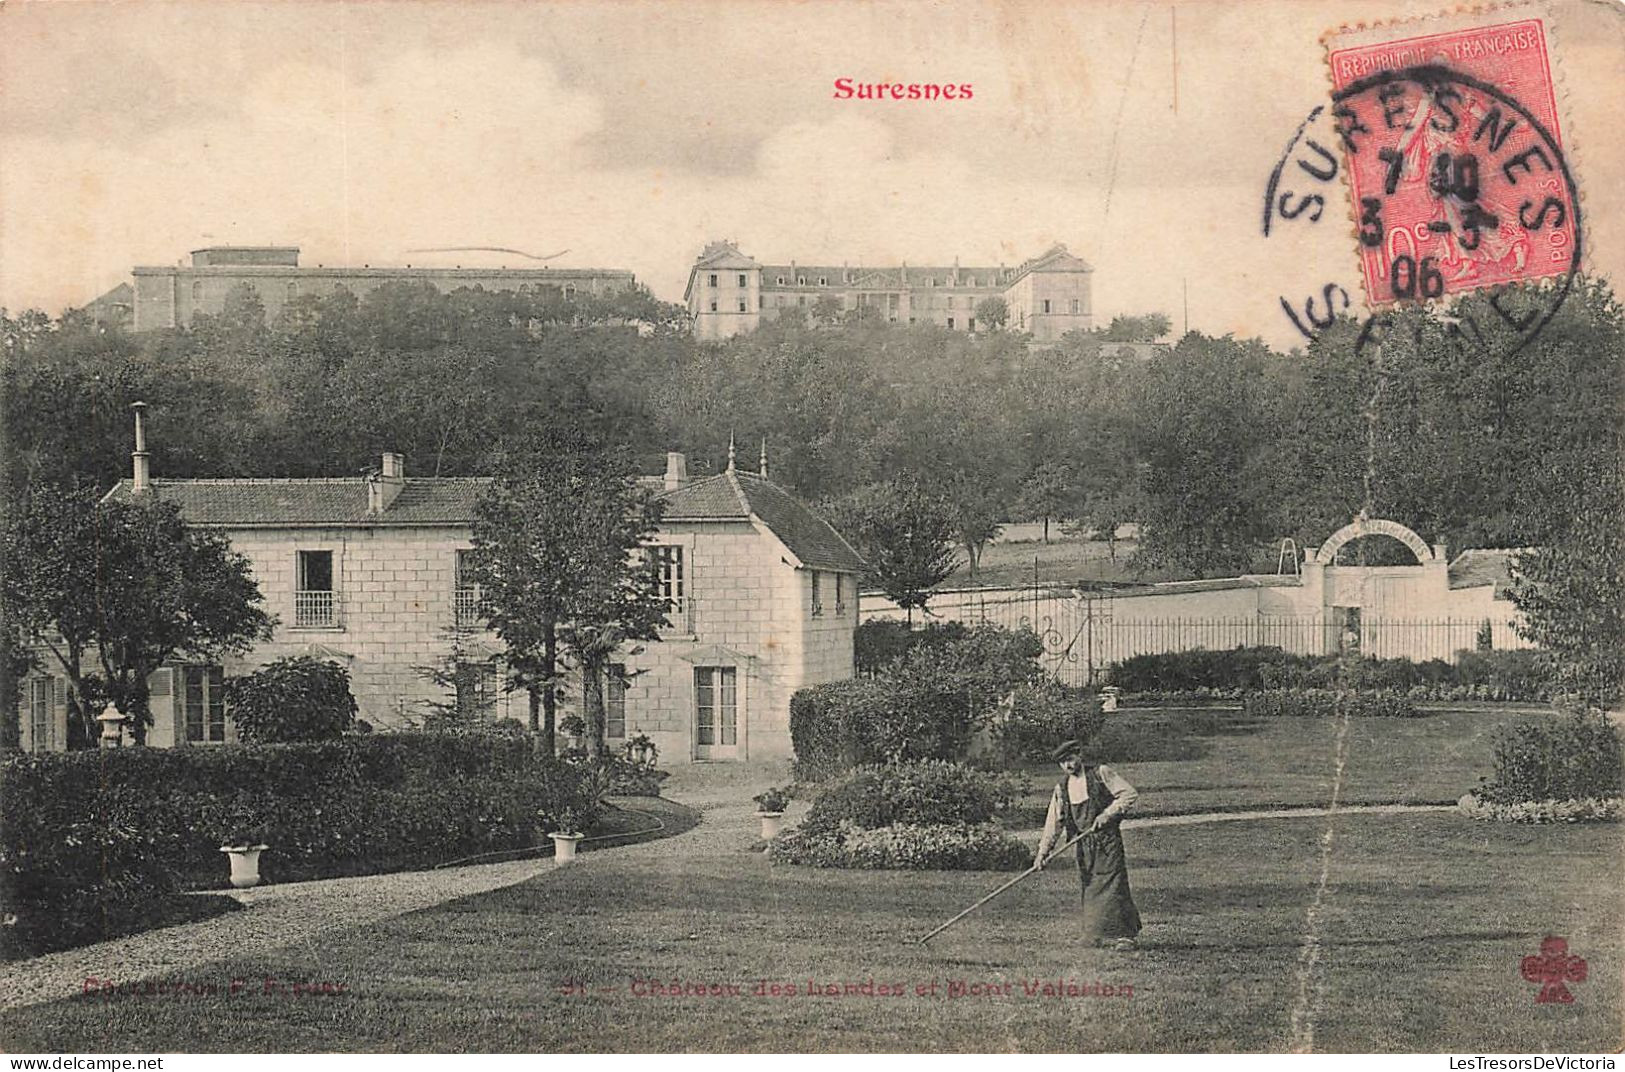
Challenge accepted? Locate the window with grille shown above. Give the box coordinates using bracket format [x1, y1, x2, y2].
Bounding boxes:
[295, 549, 336, 627]
[654, 545, 686, 622]
[27, 677, 52, 752]
[606, 664, 627, 739]
[454, 550, 481, 628]
[183, 665, 227, 744]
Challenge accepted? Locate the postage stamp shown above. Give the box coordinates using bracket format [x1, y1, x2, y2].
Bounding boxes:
[1323, 16, 1580, 306]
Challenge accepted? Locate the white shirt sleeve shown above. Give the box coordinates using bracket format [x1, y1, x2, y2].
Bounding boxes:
[1093, 764, 1139, 824]
[1035, 785, 1062, 861]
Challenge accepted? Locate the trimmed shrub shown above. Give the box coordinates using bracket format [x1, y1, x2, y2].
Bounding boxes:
[1242, 689, 1422, 719]
[1108, 646, 1554, 701]
[769, 821, 1029, 871]
[854, 619, 969, 677]
[793, 623, 1045, 778]
[225, 656, 358, 742]
[1474, 709, 1623, 805]
[802, 760, 1004, 834]
[991, 683, 1106, 763]
[0, 732, 599, 959]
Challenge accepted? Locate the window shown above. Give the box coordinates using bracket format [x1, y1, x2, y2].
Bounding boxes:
[654, 545, 686, 623]
[776, 275, 785, 284]
[835, 574, 848, 614]
[694, 666, 737, 746]
[810, 570, 823, 617]
[606, 664, 628, 739]
[758, 295, 764, 309]
[286, 281, 298, 298]
[295, 549, 336, 627]
[183, 665, 226, 744]
[798, 296, 806, 306]
[27, 677, 52, 752]
[191, 281, 203, 300]
[454, 550, 481, 629]
[708, 273, 718, 287]
[1071, 299, 1081, 314]
[738, 299, 747, 313]
[564, 284, 576, 301]
[818, 276, 826, 286]
[1042, 299, 1052, 314]
[453, 660, 496, 720]
[968, 318, 977, 332]
[797, 276, 805, 285]
[709, 299, 718, 313]
[947, 317, 955, 329]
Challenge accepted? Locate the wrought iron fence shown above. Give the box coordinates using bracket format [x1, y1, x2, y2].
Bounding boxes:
[860, 586, 1510, 687]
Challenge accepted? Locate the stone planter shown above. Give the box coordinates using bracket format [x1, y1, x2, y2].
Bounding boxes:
[550, 831, 584, 864]
[220, 845, 268, 889]
[757, 812, 785, 840]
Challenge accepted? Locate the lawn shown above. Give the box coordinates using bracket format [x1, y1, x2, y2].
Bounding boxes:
[5, 812, 1617, 1052]
[1000, 704, 1547, 827]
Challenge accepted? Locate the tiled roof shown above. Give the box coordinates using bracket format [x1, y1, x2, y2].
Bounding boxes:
[658, 470, 866, 573]
[103, 477, 490, 527]
[104, 467, 867, 573]
[1448, 548, 1527, 596]
[760, 265, 1007, 290]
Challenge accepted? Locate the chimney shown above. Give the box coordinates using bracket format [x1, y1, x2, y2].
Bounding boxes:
[130, 401, 150, 493]
[368, 452, 406, 514]
[663, 451, 688, 491]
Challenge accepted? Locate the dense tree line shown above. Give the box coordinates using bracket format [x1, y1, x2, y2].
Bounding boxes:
[3, 276, 1620, 581]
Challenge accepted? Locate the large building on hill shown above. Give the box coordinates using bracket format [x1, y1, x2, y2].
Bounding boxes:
[16, 433, 863, 762]
[125, 246, 638, 331]
[683, 241, 1093, 342]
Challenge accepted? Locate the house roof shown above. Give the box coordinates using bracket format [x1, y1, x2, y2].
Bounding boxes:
[1448, 548, 1527, 596]
[659, 469, 866, 573]
[103, 477, 491, 527]
[104, 465, 866, 573]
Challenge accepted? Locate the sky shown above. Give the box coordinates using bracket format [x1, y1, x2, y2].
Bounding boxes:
[2, 0, 1621, 349]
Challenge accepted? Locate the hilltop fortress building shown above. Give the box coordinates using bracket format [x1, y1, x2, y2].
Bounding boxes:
[124, 246, 637, 331]
[683, 241, 1094, 342]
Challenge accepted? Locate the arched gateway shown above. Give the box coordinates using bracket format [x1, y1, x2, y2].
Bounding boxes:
[1312, 516, 1436, 566]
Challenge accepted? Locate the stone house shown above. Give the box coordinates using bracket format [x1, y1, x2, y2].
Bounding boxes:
[15, 444, 864, 762]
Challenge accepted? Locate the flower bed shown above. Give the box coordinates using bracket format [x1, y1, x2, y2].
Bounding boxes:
[769, 821, 1030, 871]
[1456, 792, 1622, 823]
[1242, 688, 1422, 719]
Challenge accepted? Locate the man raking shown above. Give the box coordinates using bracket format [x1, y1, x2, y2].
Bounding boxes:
[1034, 738, 1143, 951]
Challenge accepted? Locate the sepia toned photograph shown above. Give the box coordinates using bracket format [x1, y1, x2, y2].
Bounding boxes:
[1, 0, 1621, 1056]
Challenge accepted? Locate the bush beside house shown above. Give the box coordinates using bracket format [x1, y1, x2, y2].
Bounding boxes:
[792, 624, 1044, 778]
[224, 656, 358, 742]
[0, 733, 600, 959]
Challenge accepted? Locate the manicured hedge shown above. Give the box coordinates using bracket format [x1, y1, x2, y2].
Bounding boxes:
[854, 619, 971, 677]
[1108, 646, 1554, 701]
[1241, 689, 1422, 719]
[792, 624, 1044, 778]
[800, 760, 1010, 834]
[0, 733, 600, 959]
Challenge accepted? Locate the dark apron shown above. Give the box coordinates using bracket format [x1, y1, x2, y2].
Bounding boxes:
[1058, 767, 1143, 942]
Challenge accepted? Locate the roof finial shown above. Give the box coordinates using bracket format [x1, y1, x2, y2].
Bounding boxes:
[727, 431, 736, 473]
[759, 438, 768, 479]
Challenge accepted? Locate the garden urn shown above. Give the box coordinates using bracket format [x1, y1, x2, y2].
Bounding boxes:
[550, 831, 584, 865]
[1101, 687, 1121, 713]
[757, 812, 785, 840]
[220, 845, 269, 889]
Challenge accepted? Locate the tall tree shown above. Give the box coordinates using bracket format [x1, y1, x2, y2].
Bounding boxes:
[89, 495, 274, 744]
[826, 479, 959, 624]
[466, 430, 669, 757]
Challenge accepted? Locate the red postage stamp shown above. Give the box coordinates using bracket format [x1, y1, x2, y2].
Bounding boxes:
[1325, 18, 1579, 305]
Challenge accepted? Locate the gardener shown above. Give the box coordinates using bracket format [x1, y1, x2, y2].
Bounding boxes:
[1034, 739, 1143, 951]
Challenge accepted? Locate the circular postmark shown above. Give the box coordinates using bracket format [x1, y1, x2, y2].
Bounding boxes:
[1263, 64, 1581, 357]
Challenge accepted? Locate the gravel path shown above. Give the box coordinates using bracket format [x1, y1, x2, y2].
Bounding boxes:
[0, 761, 1451, 1013]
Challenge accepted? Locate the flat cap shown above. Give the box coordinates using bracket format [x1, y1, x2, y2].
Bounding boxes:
[1049, 739, 1086, 762]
